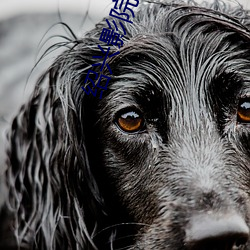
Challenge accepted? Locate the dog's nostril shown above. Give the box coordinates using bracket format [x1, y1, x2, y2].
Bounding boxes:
[235, 236, 249, 248]
[185, 213, 249, 250]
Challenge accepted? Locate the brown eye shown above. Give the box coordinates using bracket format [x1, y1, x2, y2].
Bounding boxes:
[237, 99, 250, 123]
[116, 110, 144, 133]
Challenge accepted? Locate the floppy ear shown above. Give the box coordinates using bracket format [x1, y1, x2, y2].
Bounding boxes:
[2, 30, 114, 249]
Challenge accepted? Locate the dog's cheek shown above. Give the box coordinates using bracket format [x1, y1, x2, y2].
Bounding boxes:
[235, 129, 250, 160]
[101, 137, 161, 224]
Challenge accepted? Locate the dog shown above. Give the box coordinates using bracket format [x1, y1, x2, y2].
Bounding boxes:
[1, 0, 250, 249]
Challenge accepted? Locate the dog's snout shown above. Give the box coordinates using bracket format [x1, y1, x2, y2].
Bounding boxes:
[185, 213, 249, 250]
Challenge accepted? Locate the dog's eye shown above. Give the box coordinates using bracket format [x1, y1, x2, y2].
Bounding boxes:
[237, 99, 250, 123]
[116, 110, 144, 133]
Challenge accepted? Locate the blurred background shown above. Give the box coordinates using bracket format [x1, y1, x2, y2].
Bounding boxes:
[0, 0, 112, 172]
[0, 0, 250, 174]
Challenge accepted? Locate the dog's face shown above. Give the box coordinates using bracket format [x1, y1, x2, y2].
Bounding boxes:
[4, 1, 250, 250]
[84, 3, 250, 249]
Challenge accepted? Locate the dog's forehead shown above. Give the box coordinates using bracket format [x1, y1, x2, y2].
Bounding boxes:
[109, 4, 250, 100]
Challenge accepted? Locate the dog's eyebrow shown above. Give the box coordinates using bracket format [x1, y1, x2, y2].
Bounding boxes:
[211, 71, 243, 92]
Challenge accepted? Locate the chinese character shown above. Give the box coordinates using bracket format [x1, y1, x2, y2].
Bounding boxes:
[81, 70, 111, 99]
[109, 0, 139, 23]
[92, 45, 120, 74]
[99, 28, 124, 48]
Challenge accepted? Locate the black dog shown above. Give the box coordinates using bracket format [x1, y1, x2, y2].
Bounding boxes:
[2, 0, 250, 249]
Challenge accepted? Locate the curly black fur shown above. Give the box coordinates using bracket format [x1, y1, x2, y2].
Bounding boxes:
[2, 0, 250, 249]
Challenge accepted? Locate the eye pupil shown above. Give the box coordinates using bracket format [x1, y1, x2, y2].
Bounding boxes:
[237, 99, 250, 123]
[116, 110, 144, 133]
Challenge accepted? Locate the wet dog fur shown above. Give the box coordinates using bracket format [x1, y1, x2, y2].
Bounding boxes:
[2, 0, 250, 249]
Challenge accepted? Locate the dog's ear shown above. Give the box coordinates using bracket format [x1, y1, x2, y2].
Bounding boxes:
[2, 34, 112, 249]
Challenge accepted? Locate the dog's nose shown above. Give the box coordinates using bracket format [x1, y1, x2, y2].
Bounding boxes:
[185, 213, 249, 250]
